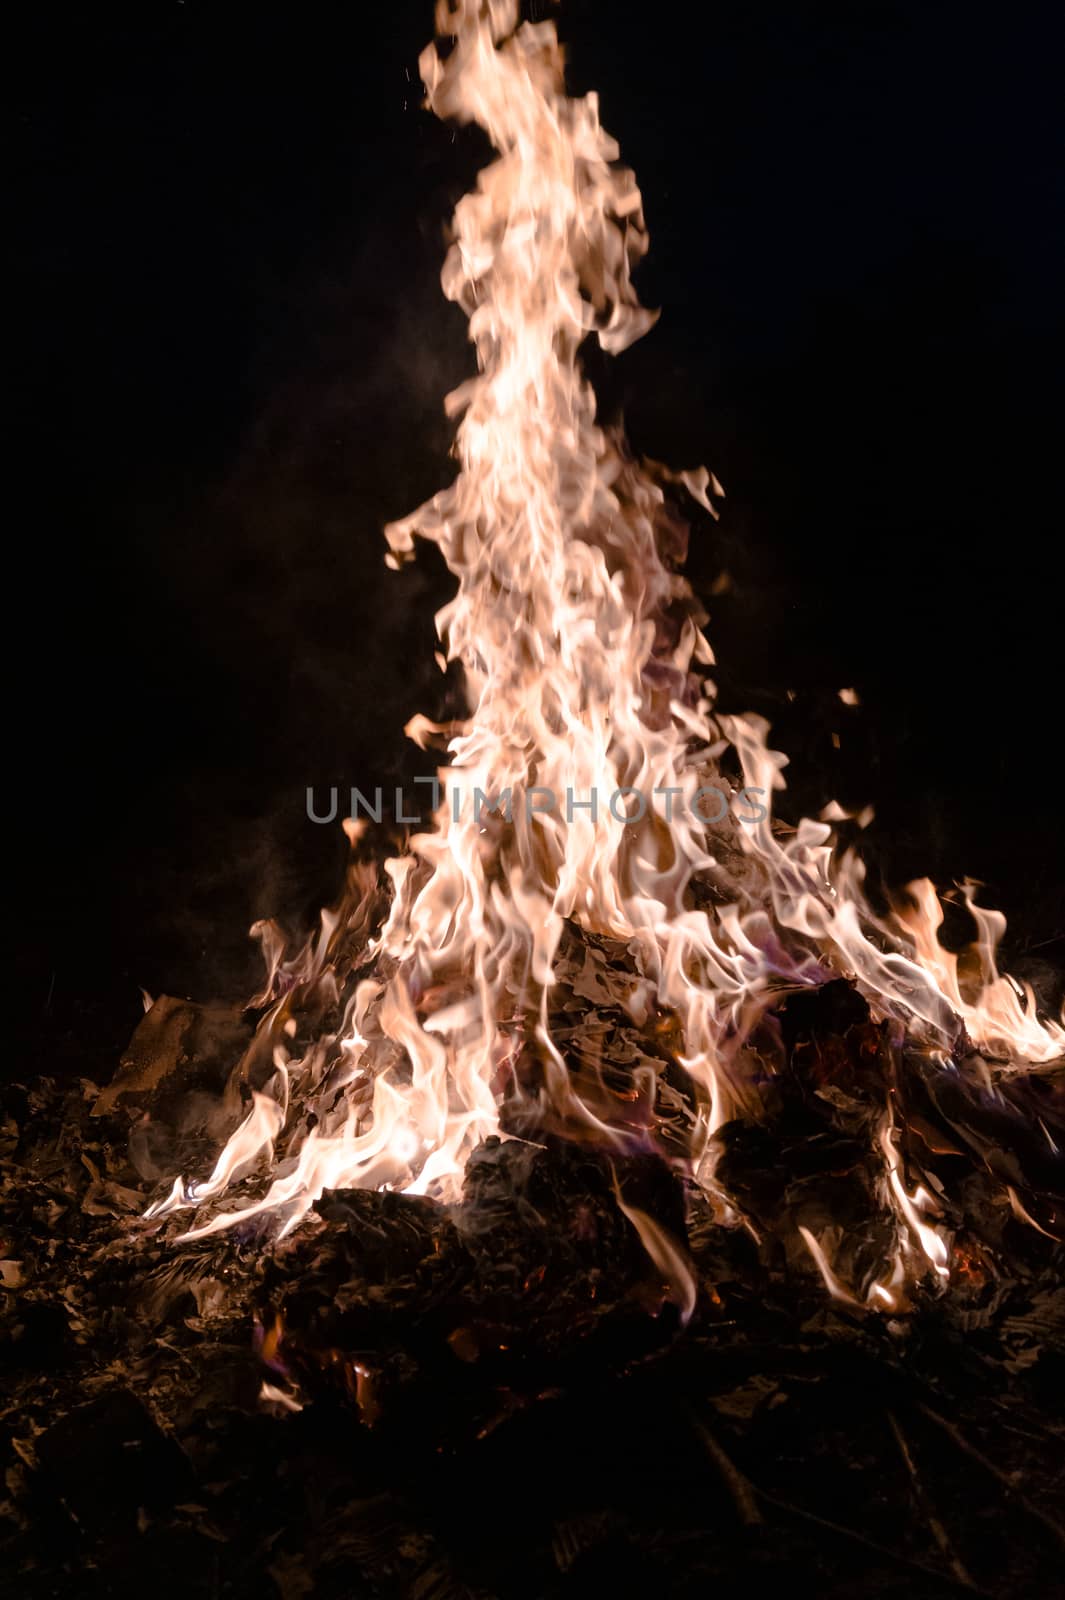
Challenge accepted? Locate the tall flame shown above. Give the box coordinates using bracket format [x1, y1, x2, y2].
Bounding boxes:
[148, 1, 1062, 1307]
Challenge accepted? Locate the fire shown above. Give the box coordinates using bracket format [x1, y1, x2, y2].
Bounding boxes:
[146, 0, 1062, 1307]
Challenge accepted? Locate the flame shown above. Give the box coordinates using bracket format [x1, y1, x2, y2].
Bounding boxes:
[147, 1, 1061, 1305]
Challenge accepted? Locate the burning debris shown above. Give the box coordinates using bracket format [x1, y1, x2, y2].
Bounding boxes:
[4, 1, 1064, 1594]
[3, 1023, 1064, 1595]
[141, 0, 1061, 1304]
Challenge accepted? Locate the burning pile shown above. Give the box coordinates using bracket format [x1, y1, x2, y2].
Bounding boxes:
[145, 0, 1062, 1326]
[3, 8, 1064, 1590]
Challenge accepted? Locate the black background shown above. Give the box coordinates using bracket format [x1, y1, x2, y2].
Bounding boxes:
[11, 0, 1064, 1075]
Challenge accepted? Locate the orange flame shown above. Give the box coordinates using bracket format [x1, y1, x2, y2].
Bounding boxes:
[147, 1, 1062, 1306]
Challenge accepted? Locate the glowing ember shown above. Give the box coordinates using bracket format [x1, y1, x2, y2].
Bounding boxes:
[146, 0, 1062, 1310]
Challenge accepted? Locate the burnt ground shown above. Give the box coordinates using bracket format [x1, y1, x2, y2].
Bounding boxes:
[2, 966, 1063, 1600]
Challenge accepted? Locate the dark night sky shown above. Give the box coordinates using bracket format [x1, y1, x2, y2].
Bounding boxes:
[11, 1, 1064, 1071]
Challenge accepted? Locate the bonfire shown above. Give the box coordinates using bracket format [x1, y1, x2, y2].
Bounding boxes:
[4, 5, 1062, 1595]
